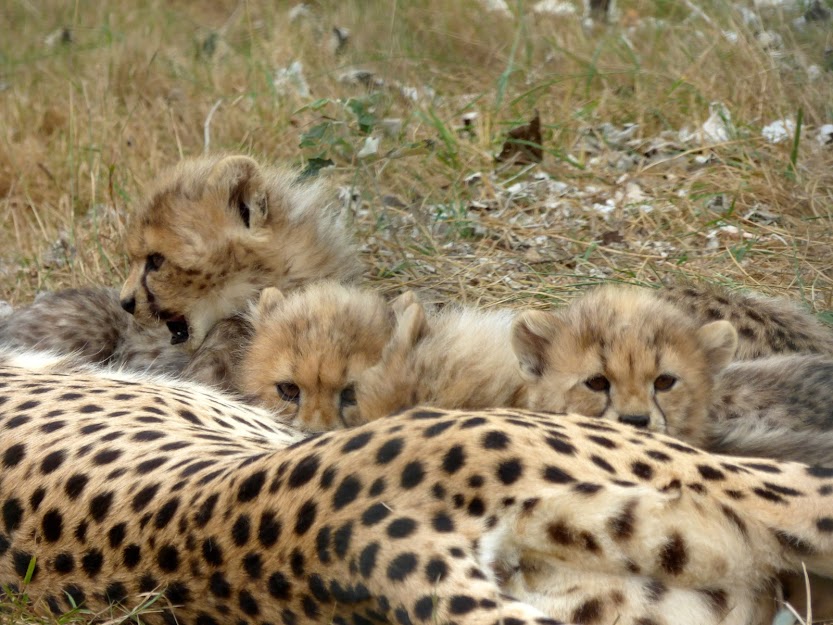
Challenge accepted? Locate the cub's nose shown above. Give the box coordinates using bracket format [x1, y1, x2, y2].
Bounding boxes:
[619, 414, 650, 428]
[120, 297, 136, 315]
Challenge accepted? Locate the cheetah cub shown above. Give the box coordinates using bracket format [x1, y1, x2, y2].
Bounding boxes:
[0, 287, 188, 375]
[657, 282, 833, 358]
[239, 282, 394, 432]
[0, 287, 252, 393]
[119, 154, 362, 350]
[512, 285, 738, 446]
[357, 292, 527, 421]
[707, 353, 833, 466]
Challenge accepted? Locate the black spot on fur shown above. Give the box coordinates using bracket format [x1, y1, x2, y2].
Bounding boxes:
[89, 492, 114, 523]
[658, 533, 688, 575]
[209, 571, 231, 598]
[65, 474, 89, 500]
[442, 445, 466, 474]
[376, 438, 405, 464]
[258, 512, 281, 547]
[543, 465, 576, 483]
[807, 466, 833, 478]
[572, 598, 603, 624]
[425, 558, 448, 585]
[238, 590, 260, 615]
[41, 449, 66, 474]
[268, 571, 291, 599]
[608, 500, 636, 541]
[81, 549, 104, 577]
[194, 493, 219, 527]
[294, 500, 317, 535]
[122, 544, 141, 568]
[333, 522, 353, 559]
[448, 595, 477, 615]
[817, 517, 833, 533]
[387, 553, 418, 581]
[333, 475, 363, 510]
[359, 542, 380, 577]
[401, 461, 425, 489]
[424, 421, 455, 438]
[387, 517, 417, 538]
[202, 538, 223, 566]
[105, 581, 129, 605]
[482, 431, 510, 450]
[157, 544, 180, 572]
[29, 488, 45, 512]
[362, 503, 391, 526]
[342, 432, 374, 452]
[54, 552, 74, 574]
[238, 470, 267, 502]
[3, 444, 26, 468]
[630, 461, 653, 480]
[432, 513, 455, 533]
[288, 455, 320, 489]
[42, 509, 63, 542]
[232, 514, 251, 546]
[132, 483, 161, 512]
[2, 499, 23, 533]
[497, 458, 524, 485]
[697, 465, 726, 481]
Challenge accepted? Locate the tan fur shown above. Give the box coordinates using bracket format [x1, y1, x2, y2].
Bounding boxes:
[4, 349, 833, 625]
[119, 154, 362, 350]
[512, 285, 738, 446]
[357, 293, 527, 421]
[657, 282, 833, 359]
[239, 282, 393, 432]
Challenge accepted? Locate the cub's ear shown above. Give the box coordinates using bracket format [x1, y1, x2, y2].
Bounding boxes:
[697, 320, 738, 372]
[391, 290, 420, 318]
[250, 287, 285, 323]
[393, 301, 428, 350]
[209, 155, 268, 229]
[511, 310, 560, 380]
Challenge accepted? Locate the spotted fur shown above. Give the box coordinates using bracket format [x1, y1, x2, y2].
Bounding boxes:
[656, 283, 833, 359]
[0, 288, 188, 375]
[707, 354, 833, 466]
[1, 349, 833, 625]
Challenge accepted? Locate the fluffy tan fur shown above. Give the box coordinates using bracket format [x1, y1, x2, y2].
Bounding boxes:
[357, 292, 527, 421]
[119, 154, 362, 350]
[657, 282, 833, 359]
[512, 285, 738, 446]
[239, 282, 393, 432]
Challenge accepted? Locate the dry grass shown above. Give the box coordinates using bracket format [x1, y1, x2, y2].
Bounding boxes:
[1, 0, 833, 319]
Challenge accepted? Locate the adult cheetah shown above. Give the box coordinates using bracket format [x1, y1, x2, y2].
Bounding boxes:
[0, 349, 832, 625]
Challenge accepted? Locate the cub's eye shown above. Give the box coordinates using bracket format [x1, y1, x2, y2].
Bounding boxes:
[585, 375, 610, 392]
[145, 253, 165, 272]
[276, 382, 301, 403]
[340, 385, 357, 407]
[654, 375, 677, 392]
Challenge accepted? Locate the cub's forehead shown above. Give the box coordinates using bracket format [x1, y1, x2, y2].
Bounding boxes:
[132, 156, 224, 226]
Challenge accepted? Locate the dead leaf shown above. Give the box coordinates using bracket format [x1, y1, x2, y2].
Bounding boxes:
[600, 230, 624, 245]
[496, 110, 543, 164]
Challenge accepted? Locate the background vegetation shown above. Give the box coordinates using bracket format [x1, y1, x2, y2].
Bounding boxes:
[1, 0, 832, 313]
